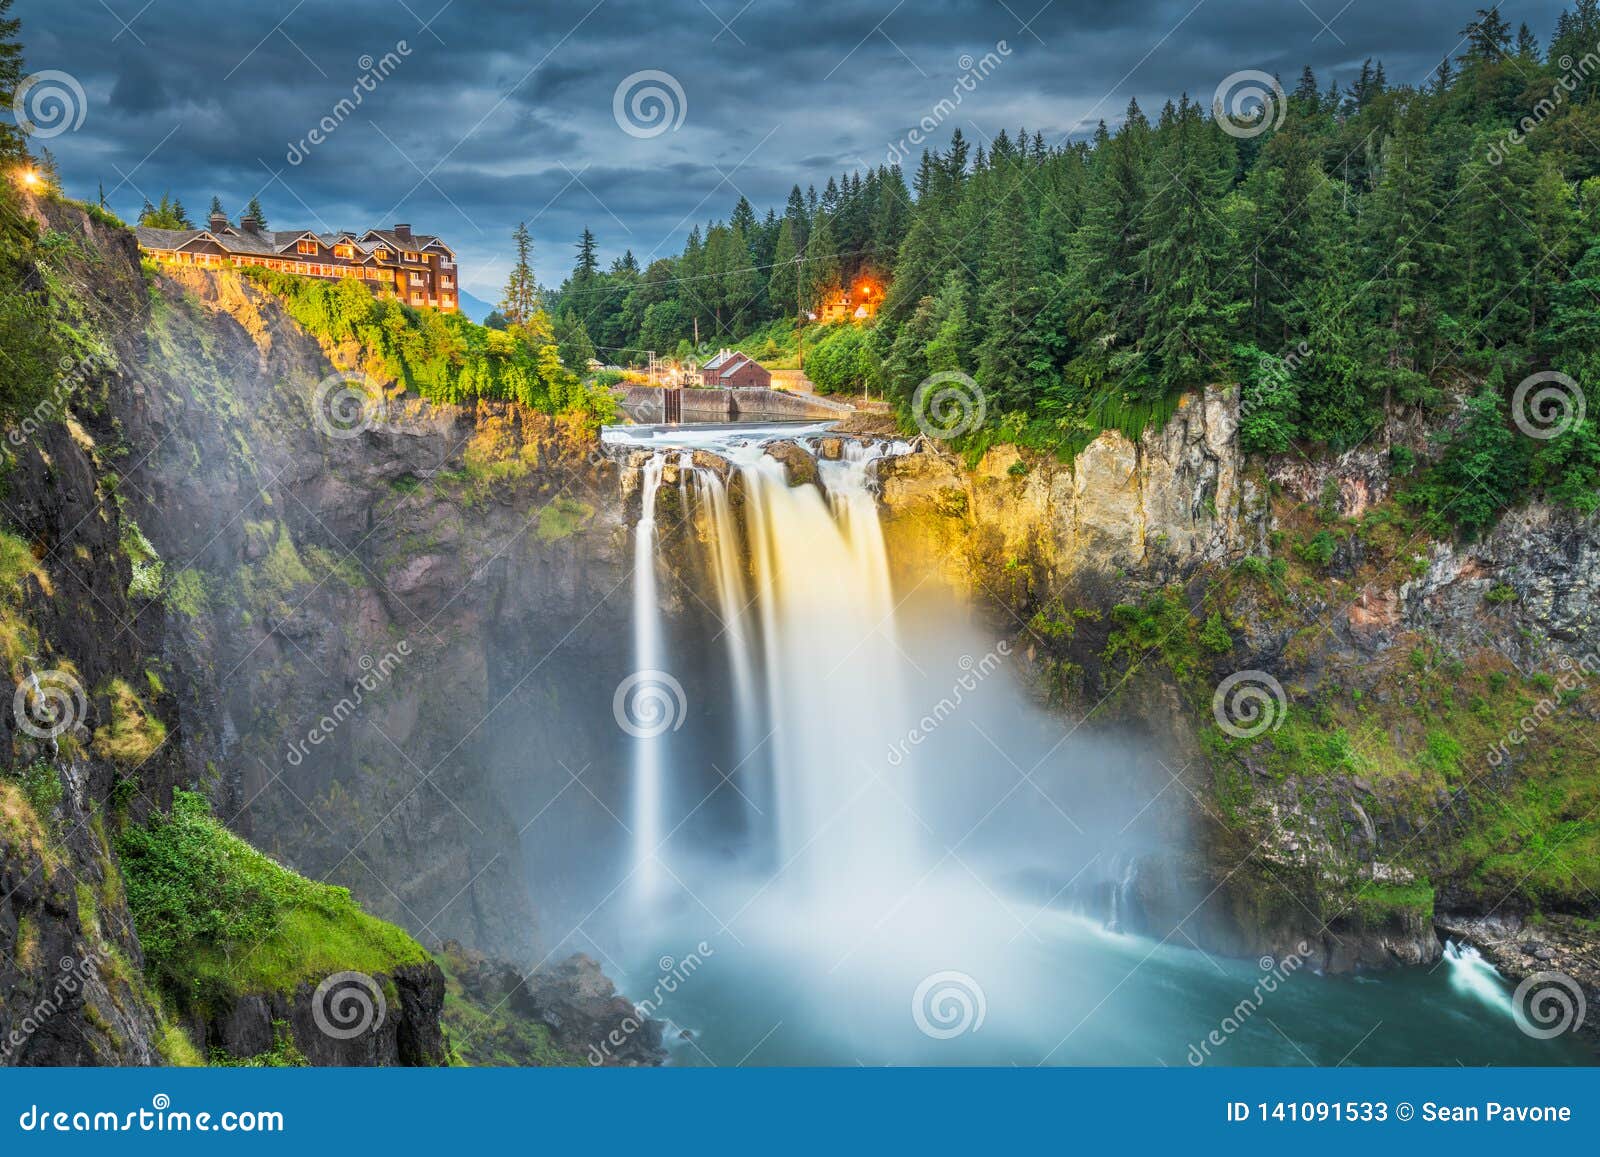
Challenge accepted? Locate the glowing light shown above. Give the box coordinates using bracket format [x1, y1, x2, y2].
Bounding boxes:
[19, 169, 39, 188]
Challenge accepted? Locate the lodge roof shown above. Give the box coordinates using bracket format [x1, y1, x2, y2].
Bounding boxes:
[134, 220, 453, 262]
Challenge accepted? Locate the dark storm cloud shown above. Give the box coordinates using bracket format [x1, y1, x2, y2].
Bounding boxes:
[12, 0, 1574, 296]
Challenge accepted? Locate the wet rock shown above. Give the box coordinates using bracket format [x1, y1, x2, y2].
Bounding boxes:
[765, 440, 818, 487]
[525, 954, 666, 1066]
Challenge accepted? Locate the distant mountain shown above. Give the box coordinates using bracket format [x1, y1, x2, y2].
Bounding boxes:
[457, 289, 494, 323]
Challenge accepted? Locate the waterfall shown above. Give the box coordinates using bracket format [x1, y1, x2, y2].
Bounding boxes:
[688, 467, 762, 812]
[619, 431, 918, 912]
[1441, 940, 1512, 1014]
[629, 453, 668, 901]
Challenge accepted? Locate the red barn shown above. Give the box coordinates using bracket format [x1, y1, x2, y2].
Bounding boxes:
[699, 349, 772, 389]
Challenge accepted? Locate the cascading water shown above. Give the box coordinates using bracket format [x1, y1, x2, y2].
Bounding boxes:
[596, 421, 1593, 1068]
[621, 430, 918, 909]
[629, 452, 669, 902]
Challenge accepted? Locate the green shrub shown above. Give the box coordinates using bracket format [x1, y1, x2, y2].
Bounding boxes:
[117, 791, 427, 1005]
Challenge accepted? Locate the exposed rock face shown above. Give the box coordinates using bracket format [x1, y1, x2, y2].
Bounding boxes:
[878, 386, 1264, 600]
[524, 954, 666, 1066]
[1400, 502, 1600, 664]
[205, 962, 447, 1066]
[118, 265, 633, 964]
[2, 201, 630, 1066]
[1437, 913, 1600, 1046]
[763, 439, 819, 487]
[874, 382, 1600, 973]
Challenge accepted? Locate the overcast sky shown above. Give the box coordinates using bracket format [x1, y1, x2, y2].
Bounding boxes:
[14, 0, 1572, 299]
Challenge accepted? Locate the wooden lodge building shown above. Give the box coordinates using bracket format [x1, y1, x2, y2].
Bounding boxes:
[698, 348, 772, 389]
[134, 213, 459, 312]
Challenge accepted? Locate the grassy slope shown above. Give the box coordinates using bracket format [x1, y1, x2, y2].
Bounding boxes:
[116, 791, 427, 1007]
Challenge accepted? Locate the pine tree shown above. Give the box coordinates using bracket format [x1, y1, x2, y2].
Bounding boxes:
[769, 217, 800, 316]
[0, 0, 25, 163]
[1129, 95, 1242, 397]
[1460, 7, 1512, 61]
[574, 228, 600, 280]
[501, 222, 538, 326]
[1363, 100, 1446, 409]
[245, 195, 267, 226]
[974, 153, 1043, 410]
[1070, 98, 1152, 362]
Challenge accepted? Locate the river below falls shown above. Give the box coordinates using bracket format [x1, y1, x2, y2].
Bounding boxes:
[588, 420, 1596, 1068]
[623, 914, 1595, 1066]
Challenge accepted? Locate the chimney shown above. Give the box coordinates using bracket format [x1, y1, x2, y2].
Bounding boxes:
[393, 223, 412, 241]
[208, 210, 228, 233]
[240, 214, 262, 234]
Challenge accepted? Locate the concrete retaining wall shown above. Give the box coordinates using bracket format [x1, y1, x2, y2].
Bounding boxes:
[617, 385, 853, 421]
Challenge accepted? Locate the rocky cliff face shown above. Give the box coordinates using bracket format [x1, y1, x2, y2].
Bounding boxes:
[873, 385, 1600, 1003]
[119, 263, 632, 962]
[877, 387, 1266, 603]
[2, 199, 644, 1065]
